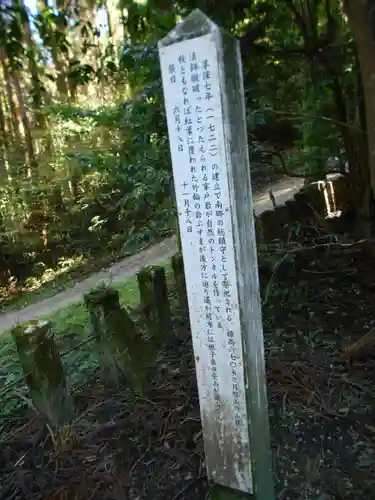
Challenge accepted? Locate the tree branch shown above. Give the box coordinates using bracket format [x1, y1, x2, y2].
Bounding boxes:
[257, 150, 348, 179]
[272, 109, 365, 134]
[282, 0, 309, 41]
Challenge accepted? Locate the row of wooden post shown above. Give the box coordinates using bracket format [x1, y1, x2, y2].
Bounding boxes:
[10, 253, 187, 429]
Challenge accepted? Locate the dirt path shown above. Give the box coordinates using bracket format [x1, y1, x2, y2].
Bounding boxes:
[0, 177, 304, 334]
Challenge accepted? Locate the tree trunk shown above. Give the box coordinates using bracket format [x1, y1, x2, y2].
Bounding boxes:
[345, 0, 375, 235]
[102, 0, 113, 38]
[20, 0, 45, 127]
[53, 49, 70, 98]
[0, 95, 6, 176]
[0, 92, 7, 145]
[1, 88, 15, 145]
[11, 71, 37, 174]
[38, 0, 70, 98]
[0, 49, 21, 143]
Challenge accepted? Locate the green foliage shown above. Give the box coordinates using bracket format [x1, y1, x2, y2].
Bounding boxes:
[0, 0, 368, 301]
[0, 74, 173, 293]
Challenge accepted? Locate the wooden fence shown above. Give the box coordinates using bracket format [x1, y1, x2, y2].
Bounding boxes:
[0, 173, 350, 428]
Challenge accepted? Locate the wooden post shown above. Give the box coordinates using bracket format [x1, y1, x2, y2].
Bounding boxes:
[159, 9, 274, 499]
[137, 265, 172, 340]
[11, 319, 72, 428]
[171, 253, 188, 313]
[84, 285, 147, 392]
[171, 177, 182, 251]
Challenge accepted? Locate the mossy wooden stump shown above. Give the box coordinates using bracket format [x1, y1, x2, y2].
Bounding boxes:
[84, 285, 147, 392]
[137, 265, 172, 341]
[171, 253, 188, 314]
[293, 191, 315, 224]
[11, 320, 72, 427]
[258, 209, 288, 243]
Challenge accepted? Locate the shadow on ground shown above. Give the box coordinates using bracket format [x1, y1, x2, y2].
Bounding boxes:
[1, 238, 375, 499]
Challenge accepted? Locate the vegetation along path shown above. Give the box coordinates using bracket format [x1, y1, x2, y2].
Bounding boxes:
[0, 178, 303, 334]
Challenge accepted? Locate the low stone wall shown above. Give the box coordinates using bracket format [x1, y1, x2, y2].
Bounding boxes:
[256, 174, 351, 244]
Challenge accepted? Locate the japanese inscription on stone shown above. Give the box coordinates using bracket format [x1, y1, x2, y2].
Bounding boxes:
[159, 33, 252, 493]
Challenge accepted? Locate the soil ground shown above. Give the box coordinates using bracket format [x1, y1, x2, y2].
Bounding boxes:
[0, 177, 303, 335]
[2, 237, 375, 499]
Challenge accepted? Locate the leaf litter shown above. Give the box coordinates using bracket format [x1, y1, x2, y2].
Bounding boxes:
[1, 242, 375, 499]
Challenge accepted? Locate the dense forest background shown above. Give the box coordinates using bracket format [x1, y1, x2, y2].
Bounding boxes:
[0, 0, 374, 302]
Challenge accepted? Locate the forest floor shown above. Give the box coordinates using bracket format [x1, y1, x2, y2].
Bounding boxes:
[0, 176, 304, 335]
[2, 237, 375, 499]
